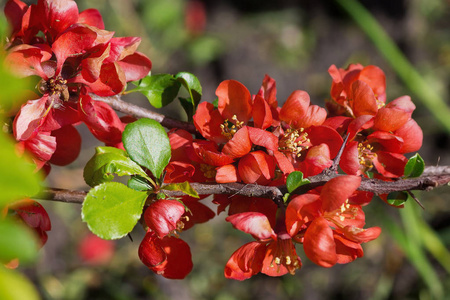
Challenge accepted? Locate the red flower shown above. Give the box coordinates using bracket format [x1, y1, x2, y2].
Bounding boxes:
[286, 176, 381, 267]
[224, 211, 302, 280]
[139, 230, 193, 279]
[144, 199, 186, 239]
[5, 0, 151, 169]
[328, 64, 386, 118]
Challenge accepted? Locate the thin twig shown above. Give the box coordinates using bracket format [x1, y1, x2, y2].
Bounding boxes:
[90, 94, 197, 134]
[34, 166, 450, 205]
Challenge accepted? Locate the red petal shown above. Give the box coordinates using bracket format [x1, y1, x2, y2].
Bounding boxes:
[226, 212, 276, 240]
[116, 52, 152, 82]
[341, 225, 381, 243]
[339, 141, 362, 176]
[37, 0, 79, 38]
[78, 8, 105, 29]
[84, 62, 126, 96]
[193, 102, 227, 144]
[222, 126, 252, 158]
[373, 107, 410, 132]
[157, 236, 193, 279]
[257, 74, 277, 107]
[138, 231, 166, 268]
[295, 105, 327, 128]
[224, 241, 266, 280]
[351, 80, 378, 116]
[22, 131, 56, 163]
[52, 25, 98, 73]
[48, 125, 81, 166]
[306, 125, 343, 159]
[5, 44, 52, 78]
[321, 175, 361, 212]
[359, 65, 386, 103]
[299, 144, 333, 177]
[144, 199, 185, 239]
[368, 131, 403, 153]
[279, 90, 310, 125]
[13, 97, 48, 141]
[4, 0, 28, 36]
[252, 94, 273, 129]
[272, 150, 295, 174]
[182, 198, 215, 230]
[247, 126, 278, 151]
[333, 233, 363, 264]
[385, 95, 415, 114]
[107, 37, 142, 62]
[216, 164, 239, 183]
[286, 193, 321, 236]
[193, 142, 235, 166]
[217, 80, 252, 123]
[394, 119, 423, 153]
[79, 95, 124, 145]
[303, 216, 337, 267]
[373, 152, 408, 178]
[238, 151, 275, 184]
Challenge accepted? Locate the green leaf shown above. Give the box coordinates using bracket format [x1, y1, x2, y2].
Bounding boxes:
[178, 97, 195, 121]
[0, 133, 42, 208]
[83, 146, 150, 187]
[404, 153, 425, 178]
[0, 218, 39, 264]
[386, 191, 408, 207]
[162, 181, 199, 198]
[0, 266, 40, 300]
[286, 171, 310, 193]
[123, 118, 171, 179]
[130, 74, 181, 108]
[128, 175, 153, 192]
[81, 182, 148, 240]
[175, 72, 202, 107]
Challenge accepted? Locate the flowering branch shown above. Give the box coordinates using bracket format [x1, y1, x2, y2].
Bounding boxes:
[37, 165, 450, 205]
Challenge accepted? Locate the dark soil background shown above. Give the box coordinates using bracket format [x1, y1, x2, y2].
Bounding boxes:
[5, 0, 450, 299]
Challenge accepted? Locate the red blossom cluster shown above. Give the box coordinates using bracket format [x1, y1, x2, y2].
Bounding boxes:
[4, 0, 151, 172]
[3, 0, 425, 282]
[162, 67, 422, 279]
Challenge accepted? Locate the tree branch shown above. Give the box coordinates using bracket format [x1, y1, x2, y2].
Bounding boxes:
[90, 94, 197, 134]
[36, 166, 450, 205]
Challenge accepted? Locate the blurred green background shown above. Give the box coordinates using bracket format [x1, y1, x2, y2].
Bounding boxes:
[2, 0, 450, 299]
